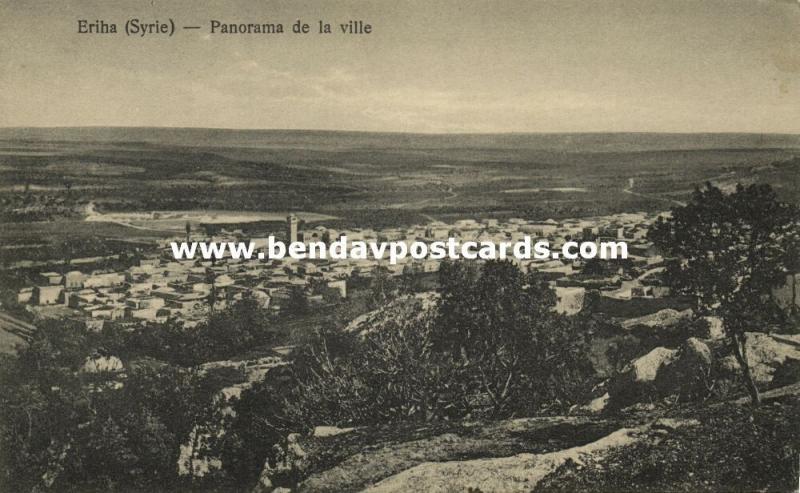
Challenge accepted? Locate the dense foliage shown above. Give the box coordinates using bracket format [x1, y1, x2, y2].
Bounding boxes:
[217, 261, 596, 489]
[0, 321, 221, 492]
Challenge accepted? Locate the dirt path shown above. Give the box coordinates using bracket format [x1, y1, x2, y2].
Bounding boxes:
[623, 178, 686, 207]
[84, 202, 172, 232]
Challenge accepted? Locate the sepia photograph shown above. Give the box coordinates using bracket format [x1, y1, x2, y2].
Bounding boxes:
[1, 0, 799, 491]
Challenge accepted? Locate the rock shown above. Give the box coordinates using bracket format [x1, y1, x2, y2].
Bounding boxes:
[719, 354, 740, 374]
[608, 347, 678, 409]
[345, 292, 438, 335]
[571, 393, 609, 415]
[683, 337, 712, 367]
[653, 418, 701, 430]
[313, 425, 355, 438]
[362, 425, 658, 493]
[610, 338, 715, 408]
[697, 316, 725, 340]
[620, 402, 657, 413]
[629, 347, 679, 383]
[743, 332, 800, 386]
[655, 337, 713, 399]
[620, 309, 693, 331]
[254, 433, 309, 492]
[554, 287, 585, 315]
[81, 355, 124, 373]
[252, 471, 273, 493]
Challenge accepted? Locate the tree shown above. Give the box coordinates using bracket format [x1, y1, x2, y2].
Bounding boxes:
[649, 183, 799, 405]
[0, 320, 224, 491]
[435, 260, 591, 416]
[283, 286, 309, 317]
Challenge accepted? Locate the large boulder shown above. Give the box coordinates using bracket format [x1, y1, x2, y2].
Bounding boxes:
[720, 332, 800, 386]
[609, 338, 716, 409]
[554, 286, 586, 315]
[608, 347, 678, 409]
[628, 347, 679, 383]
[677, 337, 713, 371]
[656, 337, 713, 400]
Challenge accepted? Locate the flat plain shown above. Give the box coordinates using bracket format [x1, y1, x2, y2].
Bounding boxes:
[1, 128, 799, 261]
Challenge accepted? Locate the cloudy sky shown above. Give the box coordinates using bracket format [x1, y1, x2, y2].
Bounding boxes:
[1, 0, 799, 133]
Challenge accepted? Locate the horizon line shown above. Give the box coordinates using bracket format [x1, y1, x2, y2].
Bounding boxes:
[1, 125, 799, 138]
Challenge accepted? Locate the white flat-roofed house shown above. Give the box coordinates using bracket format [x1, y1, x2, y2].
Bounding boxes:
[33, 285, 63, 305]
[83, 272, 125, 289]
[128, 282, 153, 295]
[67, 289, 97, 308]
[151, 286, 182, 302]
[192, 282, 212, 293]
[378, 229, 405, 242]
[39, 272, 63, 285]
[521, 222, 558, 236]
[454, 219, 479, 228]
[64, 271, 85, 290]
[214, 274, 235, 289]
[17, 287, 33, 304]
[130, 307, 170, 322]
[128, 266, 155, 282]
[425, 226, 450, 240]
[90, 304, 126, 320]
[139, 257, 160, 268]
[126, 296, 165, 310]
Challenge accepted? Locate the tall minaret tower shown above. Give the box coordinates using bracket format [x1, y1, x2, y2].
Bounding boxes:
[287, 214, 298, 243]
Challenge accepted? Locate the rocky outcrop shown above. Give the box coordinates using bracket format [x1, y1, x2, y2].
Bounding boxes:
[280, 417, 616, 493]
[362, 420, 700, 493]
[607, 346, 678, 409]
[620, 308, 693, 331]
[81, 354, 124, 373]
[626, 347, 679, 383]
[605, 331, 800, 410]
[313, 426, 355, 438]
[570, 393, 610, 415]
[554, 286, 585, 315]
[608, 338, 714, 409]
[720, 332, 800, 386]
[254, 433, 309, 493]
[345, 292, 438, 335]
[656, 337, 713, 400]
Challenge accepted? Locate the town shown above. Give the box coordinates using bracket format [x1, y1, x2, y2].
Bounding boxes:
[15, 211, 669, 329]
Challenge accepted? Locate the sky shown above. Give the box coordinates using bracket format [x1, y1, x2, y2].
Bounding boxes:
[1, 0, 799, 133]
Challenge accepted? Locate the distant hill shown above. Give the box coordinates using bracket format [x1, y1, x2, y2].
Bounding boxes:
[1, 127, 799, 152]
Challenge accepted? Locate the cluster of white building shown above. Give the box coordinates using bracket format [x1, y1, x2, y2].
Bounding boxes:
[18, 211, 668, 327]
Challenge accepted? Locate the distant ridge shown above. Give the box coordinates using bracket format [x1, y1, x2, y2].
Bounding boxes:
[1, 127, 799, 152]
